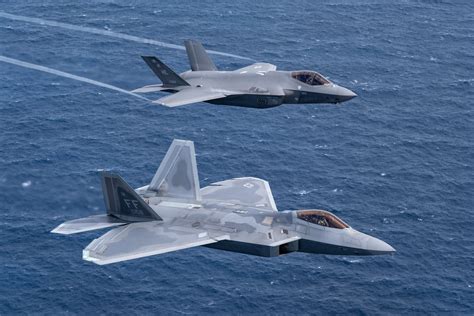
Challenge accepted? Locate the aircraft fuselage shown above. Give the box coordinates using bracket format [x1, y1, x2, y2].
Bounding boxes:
[180, 70, 357, 108]
[135, 184, 395, 258]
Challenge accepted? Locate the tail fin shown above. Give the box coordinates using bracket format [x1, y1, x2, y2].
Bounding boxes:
[101, 172, 162, 221]
[141, 56, 190, 87]
[184, 40, 217, 71]
[148, 139, 201, 204]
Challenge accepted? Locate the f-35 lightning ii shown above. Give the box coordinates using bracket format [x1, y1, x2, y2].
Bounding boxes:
[132, 40, 357, 108]
[52, 139, 394, 265]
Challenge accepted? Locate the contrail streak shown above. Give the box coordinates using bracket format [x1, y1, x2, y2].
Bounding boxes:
[0, 12, 253, 61]
[0, 55, 149, 101]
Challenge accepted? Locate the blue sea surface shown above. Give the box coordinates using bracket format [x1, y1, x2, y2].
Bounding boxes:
[0, 0, 473, 314]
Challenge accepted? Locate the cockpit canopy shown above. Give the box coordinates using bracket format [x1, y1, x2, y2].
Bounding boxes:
[297, 210, 349, 229]
[291, 71, 331, 86]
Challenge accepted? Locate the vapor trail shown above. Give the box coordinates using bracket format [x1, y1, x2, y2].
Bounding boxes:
[0, 12, 253, 61]
[0, 55, 149, 101]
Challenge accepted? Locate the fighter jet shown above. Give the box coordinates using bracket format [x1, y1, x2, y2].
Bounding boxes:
[132, 40, 357, 108]
[52, 139, 394, 265]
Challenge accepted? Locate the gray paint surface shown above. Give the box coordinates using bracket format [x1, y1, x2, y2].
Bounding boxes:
[132, 40, 357, 108]
[52, 140, 395, 265]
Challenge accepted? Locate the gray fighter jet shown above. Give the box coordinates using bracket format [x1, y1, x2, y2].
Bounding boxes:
[132, 40, 357, 108]
[52, 139, 394, 265]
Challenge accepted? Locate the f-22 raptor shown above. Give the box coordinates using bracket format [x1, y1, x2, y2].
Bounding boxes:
[132, 40, 357, 108]
[52, 140, 394, 265]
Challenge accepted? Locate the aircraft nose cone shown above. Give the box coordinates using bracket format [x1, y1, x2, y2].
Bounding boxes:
[336, 86, 357, 102]
[366, 236, 396, 255]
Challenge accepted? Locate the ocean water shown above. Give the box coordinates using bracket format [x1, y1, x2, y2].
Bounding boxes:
[0, 1, 473, 314]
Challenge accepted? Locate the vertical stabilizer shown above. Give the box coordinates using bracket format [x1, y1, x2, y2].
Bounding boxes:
[184, 40, 217, 71]
[141, 56, 190, 87]
[149, 140, 201, 204]
[101, 172, 162, 221]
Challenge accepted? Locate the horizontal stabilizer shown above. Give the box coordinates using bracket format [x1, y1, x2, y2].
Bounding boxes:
[51, 215, 127, 235]
[83, 221, 229, 265]
[153, 88, 234, 107]
[131, 84, 168, 93]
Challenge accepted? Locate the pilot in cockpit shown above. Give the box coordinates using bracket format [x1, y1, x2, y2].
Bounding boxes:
[317, 217, 329, 227]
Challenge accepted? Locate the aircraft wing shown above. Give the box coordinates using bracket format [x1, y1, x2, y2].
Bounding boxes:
[235, 63, 277, 73]
[201, 177, 278, 212]
[51, 215, 127, 235]
[153, 87, 238, 107]
[82, 221, 229, 265]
